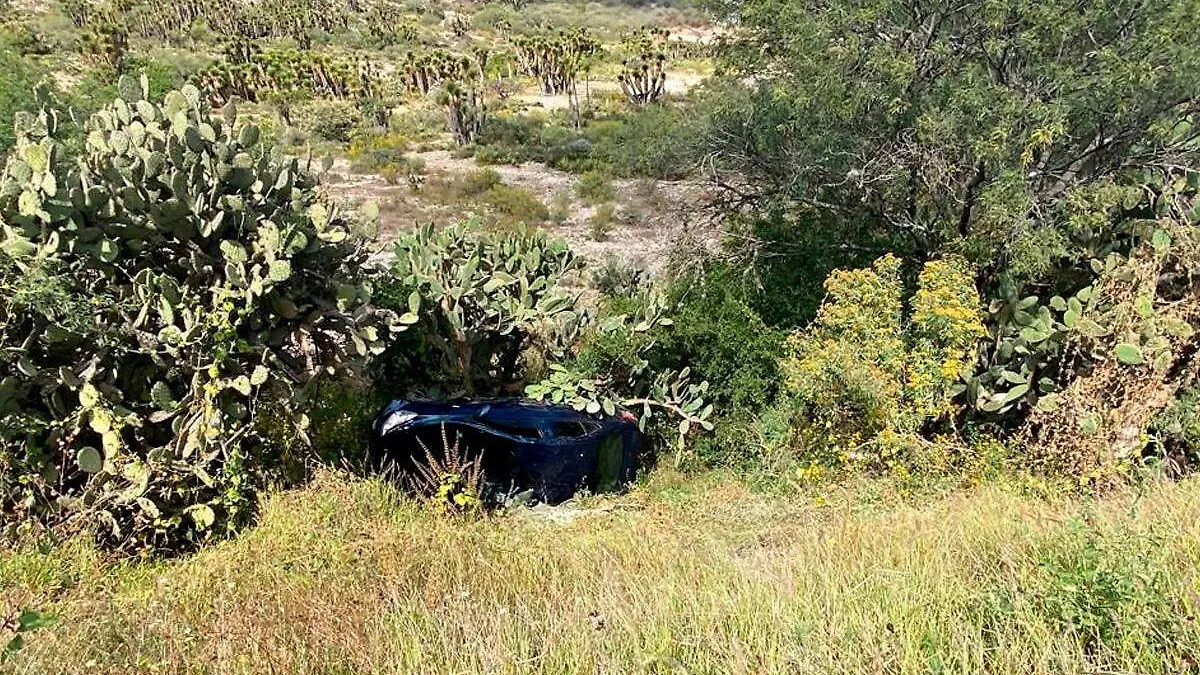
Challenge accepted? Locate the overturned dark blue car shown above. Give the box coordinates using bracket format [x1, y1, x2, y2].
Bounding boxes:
[369, 399, 642, 504]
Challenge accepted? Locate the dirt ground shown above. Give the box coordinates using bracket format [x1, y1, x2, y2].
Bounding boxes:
[324, 149, 721, 274]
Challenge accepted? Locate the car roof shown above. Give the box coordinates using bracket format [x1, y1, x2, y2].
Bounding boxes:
[390, 398, 586, 424]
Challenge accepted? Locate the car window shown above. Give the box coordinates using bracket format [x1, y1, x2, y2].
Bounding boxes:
[551, 421, 588, 438]
[487, 420, 541, 439]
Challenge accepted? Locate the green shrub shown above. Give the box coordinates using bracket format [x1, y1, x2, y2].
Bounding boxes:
[590, 255, 647, 298]
[588, 202, 615, 240]
[1152, 386, 1200, 468]
[483, 184, 549, 222]
[382, 222, 581, 396]
[662, 264, 784, 413]
[463, 167, 503, 196]
[549, 189, 571, 224]
[123, 54, 182, 102]
[732, 211, 883, 328]
[589, 104, 697, 179]
[975, 520, 1186, 662]
[303, 379, 385, 471]
[298, 99, 359, 143]
[472, 114, 544, 165]
[779, 254, 985, 469]
[576, 169, 616, 203]
[531, 287, 716, 463]
[347, 132, 407, 173]
[0, 41, 42, 154]
[0, 81, 395, 553]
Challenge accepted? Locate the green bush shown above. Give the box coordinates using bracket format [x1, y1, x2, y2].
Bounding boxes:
[533, 287, 716, 463]
[588, 202, 615, 240]
[976, 520, 1186, 661]
[576, 169, 616, 203]
[463, 167, 503, 196]
[0, 41, 42, 154]
[589, 104, 697, 179]
[1152, 386, 1200, 468]
[779, 254, 985, 470]
[381, 222, 581, 396]
[298, 99, 359, 143]
[590, 255, 647, 298]
[661, 264, 784, 413]
[0, 81, 395, 553]
[483, 184, 549, 222]
[303, 379, 386, 470]
[347, 132, 408, 173]
[549, 189, 571, 224]
[472, 114, 544, 165]
[124, 54, 183, 102]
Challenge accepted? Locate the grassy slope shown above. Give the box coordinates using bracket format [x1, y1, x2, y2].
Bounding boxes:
[5, 471, 1200, 674]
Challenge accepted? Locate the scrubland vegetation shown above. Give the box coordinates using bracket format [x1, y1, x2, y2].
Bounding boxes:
[1, 0, 1199, 671]
[9, 471, 1200, 674]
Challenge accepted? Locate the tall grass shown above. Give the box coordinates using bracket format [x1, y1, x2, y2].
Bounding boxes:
[4, 471, 1200, 674]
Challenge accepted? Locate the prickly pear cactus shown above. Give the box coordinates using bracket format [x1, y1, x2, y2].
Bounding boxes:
[387, 221, 581, 396]
[0, 78, 398, 552]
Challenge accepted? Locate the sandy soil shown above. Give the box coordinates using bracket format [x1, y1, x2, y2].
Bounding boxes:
[323, 149, 720, 274]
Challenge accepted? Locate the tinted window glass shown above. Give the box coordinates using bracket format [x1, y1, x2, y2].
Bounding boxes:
[487, 420, 541, 439]
[551, 421, 588, 438]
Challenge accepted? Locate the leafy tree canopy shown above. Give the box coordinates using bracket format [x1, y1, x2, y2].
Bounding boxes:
[705, 0, 1200, 287]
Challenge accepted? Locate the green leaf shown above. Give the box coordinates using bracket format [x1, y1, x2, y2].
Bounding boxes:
[22, 144, 48, 173]
[1002, 384, 1030, 403]
[1075, 318, 1110, 338]
[17, 609, 55, 632]
[267, 260, 291, 282]
[407, 291, 421, 315]
[220, 240, 248, 264]
[230, 376, 252, 396]
[308, 203, 329, 228]
[98, 238, 119, 263]
[250, 365, 269, 386]
[76, 446, 103, 473]
[17, 190, 40, 216]
[150, 381, 175, 410]
[238, 124, 261, 148]
[1035, 393, 1061, 413]
[1114, 343, 1144, 365]
[361, 200, 380, 222]
[79, 383, 100, 408]
[187, 504, 216, 530]
[1151, 229, 1172, 252]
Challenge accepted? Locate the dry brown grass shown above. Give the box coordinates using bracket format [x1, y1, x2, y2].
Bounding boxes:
[5, 470, 1200, 674]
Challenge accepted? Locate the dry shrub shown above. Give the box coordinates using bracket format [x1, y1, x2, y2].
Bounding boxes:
[1026, 218, 1200, 480]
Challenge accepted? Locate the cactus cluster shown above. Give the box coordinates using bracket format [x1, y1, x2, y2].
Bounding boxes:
[388, 222, 581, 395]
[197, 44, 378, 106]
[399, 49, 474, 96]
[0, 80, 397, 552]
[512, 28, 601, 96]
[618, 27, 668, 105]
[59, 0, 91, 27]
[81, 14, 128, 75]
[397, 49, 489, 145]
[122, 0, 350, 47]
[363, 2, 418, 46]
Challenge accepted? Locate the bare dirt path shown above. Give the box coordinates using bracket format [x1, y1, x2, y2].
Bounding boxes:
[324, 150, 720, 274]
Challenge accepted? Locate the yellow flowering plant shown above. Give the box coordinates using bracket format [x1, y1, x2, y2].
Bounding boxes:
[780, 254, 986, 470]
